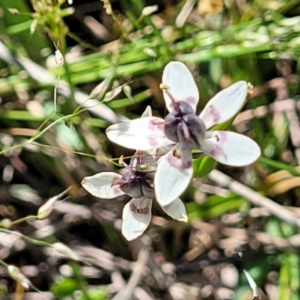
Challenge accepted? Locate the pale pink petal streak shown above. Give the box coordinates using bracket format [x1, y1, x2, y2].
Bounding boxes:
[122, 197, 152, 241]
[162, 61, 199, 113]
[161, 198, 188, 222]
[106, 117, 173, 151]
[81, 172, 124, 199]
[155, 148, 193, 206]
[202, 131, 261, 167]
[199, 81, 248, 129]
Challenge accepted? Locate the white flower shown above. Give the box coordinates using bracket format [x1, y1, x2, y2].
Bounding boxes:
[81, 151, 187, 241]
[106, 61, 261, 206]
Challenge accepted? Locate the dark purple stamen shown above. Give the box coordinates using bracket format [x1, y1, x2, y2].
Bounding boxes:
[130, 202, 149, 214]
[114, 152, 156, 199]
[164, 101, 206, 149]
[164, 89, 181, 113]
[162, 94, 207, 168]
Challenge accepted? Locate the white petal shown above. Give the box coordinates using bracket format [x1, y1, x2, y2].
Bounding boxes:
[162, 61, 199, 113]
[199, 81, 247, 129]
[106, 117, 173, 151]
[202, 131, 261, 167]
[161, 198, 188, 222]
[122, 197, 152, 241]
[155, 149, 193, 206]
[81, 172, 124, 199]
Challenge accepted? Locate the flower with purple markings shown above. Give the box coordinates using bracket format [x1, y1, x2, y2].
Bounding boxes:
[81, 151, 187, 241]
[106, 61, 261, 207]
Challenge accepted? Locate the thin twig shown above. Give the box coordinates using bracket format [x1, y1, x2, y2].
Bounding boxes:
[208, 169, 300, 229]
[112, 247, 149, 300]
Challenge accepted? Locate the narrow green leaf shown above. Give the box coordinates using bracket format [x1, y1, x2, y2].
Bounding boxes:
[193, 156, 217, 177]
[259, 156, 300, 177]
[187, 193, 248, 220]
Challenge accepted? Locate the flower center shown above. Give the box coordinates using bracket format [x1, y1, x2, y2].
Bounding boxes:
[116, 151, 155, 199]
[164, 101, 206, 150]
[119, 171, 154, 198]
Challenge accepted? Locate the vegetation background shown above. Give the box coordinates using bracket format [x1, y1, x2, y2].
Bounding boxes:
[1, 0, 300, 299]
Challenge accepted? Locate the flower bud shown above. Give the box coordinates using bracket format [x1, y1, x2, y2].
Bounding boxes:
[101, 0, 112, 15]
[30, 19, 38, 35]
[143, 47, 157, 58]
[89, 78, 109, 100]
[37, 188, 70, 219]
[8, 8, 19, 14]
[37, 197, 57, 220]
[122, 85, 133, 102]
[52, 242, 80, 261]
[8, 265, 31, 289]
[55, 49, 64, 66]
[0, 218, 12, 229]
[103, 85, 123, 102]
[141, 5, 158, 16]
[247, 82, 254, 98]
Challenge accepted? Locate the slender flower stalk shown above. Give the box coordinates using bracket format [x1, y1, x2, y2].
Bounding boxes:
[106, 61, 261, 206]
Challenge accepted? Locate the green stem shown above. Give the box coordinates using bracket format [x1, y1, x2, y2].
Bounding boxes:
[0, 229, 52, 247]
[0, 108, 86, 155]
[0, 259, 8, 267]
[71, 263, 92, 300]
[10, 215, 37, 227]
[259, 156, 300, 177]
[62, 54, 77, 111]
